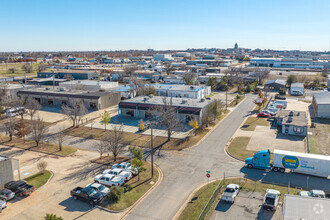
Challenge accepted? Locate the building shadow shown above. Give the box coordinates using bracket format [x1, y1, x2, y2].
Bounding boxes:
[275, 133, 305, 141]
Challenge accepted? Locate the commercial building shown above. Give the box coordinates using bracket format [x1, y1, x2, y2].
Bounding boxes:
[264, 79, 287, 92]
[132, 70, 162, 81]
[17, 87, 121, 110]
[153, 54, 173, 62]
[283, 195, 330, 220]
[119, 95, 213, 123]
[152, 84, 211, 99]
[0, 83, 38, 100]
[0, 156, 20, 188]
[250, 58, 330, 69]
[290, 82, 304, 95]
[58, 80, 118, 91]
[37, 70, 99, 80]
[312, 92, 330, 118]
[163, 76, 185, 84]
[275, 110, 307, 136]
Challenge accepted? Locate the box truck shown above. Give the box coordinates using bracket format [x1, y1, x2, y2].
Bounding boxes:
[245, 149, 330, 178]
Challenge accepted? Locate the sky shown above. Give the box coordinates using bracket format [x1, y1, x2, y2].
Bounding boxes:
[0, 0, 329, 52]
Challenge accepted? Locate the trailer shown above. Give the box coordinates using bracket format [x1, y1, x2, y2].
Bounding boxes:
[245, 149, 330, 178]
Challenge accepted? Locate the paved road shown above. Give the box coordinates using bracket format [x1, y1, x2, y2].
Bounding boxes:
[125, 95, 256, 220]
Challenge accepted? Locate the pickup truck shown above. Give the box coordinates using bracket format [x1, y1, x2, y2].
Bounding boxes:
[221, 184, 239, 203]
[112, 162, 138, 175]
[263, 189, 280, 210]
[4, 180, 34, 197]
[102, 168, 132, 181]
[70, 186, 104, 205]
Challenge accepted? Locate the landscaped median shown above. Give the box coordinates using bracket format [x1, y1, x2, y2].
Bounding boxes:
[0, 135, 77, 156]
[25, 170, 52, 188]
[177, 178, 302, 220]
[226, 136, 255, 161]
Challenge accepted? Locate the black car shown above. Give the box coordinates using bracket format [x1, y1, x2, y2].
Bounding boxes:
[4, 180, 34, 197]
[71, 186, 104, 205]
[275, 94, 286, 100]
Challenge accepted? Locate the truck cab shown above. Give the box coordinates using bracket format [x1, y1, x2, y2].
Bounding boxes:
[245, 150, 271, 169]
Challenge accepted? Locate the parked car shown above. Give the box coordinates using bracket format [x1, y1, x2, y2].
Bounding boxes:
[267, 107, 279, 113]
[4, 180, 34, 197]
[86, 183, 110, 196]
[260, 110, 275, 116]
[112, 162, 138, 175]
[0, 199, 7, 213]
[299, 190, 325, 198]
[102, 168, 132, 181]
[257, 112, 272, 118]
[71, 186, 104, 205]
[221, 184, 239, 203]
[263, 189, 280, 210]
[94, 174, 125, 186]
[275, 94, 286, 100]
[273, 100, 287, 108]
[0, 189, 15, 201]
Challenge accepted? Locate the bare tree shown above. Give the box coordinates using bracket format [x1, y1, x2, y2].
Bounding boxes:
[4, 118, 16, 141]
[104, 124, 125, 162]
[25, 97, 42, 121]
[124, 66, 138, 76]
[150, 97, 181, 141]
[61, 100, 88, 127]
[22, 63, 33, 73]
[37, 161, 48, 173]
[183, 72, 197, 85]
[253, 67, 270, 84]
[130, 76, 146, 96]
[53, 128, 67, 151]
[31, 117, 48, 147]
[14, 119, 31, 143]
[7, 67, 17, 74]
[97, 139, 108, 159]
[164, 62, 174, 75]
[0, 83, 8, 104]
[37, 64, 47, 72]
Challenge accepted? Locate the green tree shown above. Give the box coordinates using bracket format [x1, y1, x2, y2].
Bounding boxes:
[44, 214, 63, 220]
[100, 110, 111, 131]
[245, 84, 251, 93]
[206, 77, 218, 91]
[287, 75, 298, 86]
[129, 146, 146, 181]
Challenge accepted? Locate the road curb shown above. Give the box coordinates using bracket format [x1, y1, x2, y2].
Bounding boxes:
[224, 141, 245, 162]
[36, 170, 54, 189]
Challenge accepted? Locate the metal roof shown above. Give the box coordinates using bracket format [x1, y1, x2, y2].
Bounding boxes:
[313, 92, 330, 105]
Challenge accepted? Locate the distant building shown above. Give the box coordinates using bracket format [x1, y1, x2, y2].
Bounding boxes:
[132, 70, 161, 81]
[58, 80, 118, 91]
[312, 92, 330, 118]
[264, 79, 287, 92]
[153, 54, 173, 62]
[152, 84, 211, 99]
[0, 156, 20, 188]
[290, 83, 304, 96]
[37, 70, 99, 80]
[249, 58, 329, 69]
[163, 76, 185, 84]
[275, 110, 307, 136]
[119, 96, 213, 123]
[17, 88, 121, 110]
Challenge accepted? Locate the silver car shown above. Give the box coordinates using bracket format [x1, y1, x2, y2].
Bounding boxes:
[0, 199, 7, 213]
[0, 189, 15, 201]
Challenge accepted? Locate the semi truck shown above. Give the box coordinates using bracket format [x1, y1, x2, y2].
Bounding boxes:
[245, 149, 330, 178]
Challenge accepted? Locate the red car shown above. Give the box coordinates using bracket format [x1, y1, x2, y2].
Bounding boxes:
[257, 112, 271, 118]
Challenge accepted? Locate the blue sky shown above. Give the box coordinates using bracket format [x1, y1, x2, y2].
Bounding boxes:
[1, 0, 329, 51]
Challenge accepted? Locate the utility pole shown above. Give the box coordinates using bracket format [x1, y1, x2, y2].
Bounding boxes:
[225, 85, 228, 111]
[53, 74, 55, 90]
[151, 125, 154, 178]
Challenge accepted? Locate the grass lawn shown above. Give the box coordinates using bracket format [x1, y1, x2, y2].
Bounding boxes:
[102, 161, 159, 211]
[309, 120, 330, 155]
[205, 93, 217, 98]
[178, 180, 221, 220]
[0, 135, 77, 156]
[25, 170, 52, 188]
[90, 155, 130, 165]
[240, 117, 269, 131]
[0, 63, 39, 77]
[227, 136, 256, 161]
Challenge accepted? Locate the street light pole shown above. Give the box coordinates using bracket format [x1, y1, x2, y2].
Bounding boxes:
[225, 87, 228, 111]
[151, 125, 154, 178]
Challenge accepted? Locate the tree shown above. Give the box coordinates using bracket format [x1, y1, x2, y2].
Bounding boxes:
[128, 146, 146, 181]
[100, 110, 111, 131]
[4, 118, 16, 141]
[22, 63, 33, 73]
[53, 128, 66, 151]
[245, 84, 251, 93]
[254, 90, 267, 111]
[287, 75, 298, 86]
[97, 139, 108, 159]
[44, 214, 63, 220]
[139, 119, 145, 132]
[207, 77, 218, 91]
[0, 104, 5, 118]
[322, 67, 328, 77]
[61, 100, 88, 127]
[31, 117, 48, 147]
[104, 124, 125, 162]
[253, 67, 270, 85]
[7, 67, 17, 74]
[25, 97, 41, 121]
[14, 120, 31, 142]
[38, 64, 47, 72]
[183, 72, 197, 85]
[189, 118, 199, 136]
[37, 161, 48, 174]
[164, 63, 174, 75]
[144, 85, 158, 96]
[150, 97, 181, 141]
[130, 76, 146, 96]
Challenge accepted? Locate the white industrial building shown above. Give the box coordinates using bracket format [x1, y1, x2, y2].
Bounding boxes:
[290, 83, 304, 96]
[153, 54, 173, 62]
[250, 58, 329, 69]
[151, 84, 211, 99]
[312, 92, 330, 118]
[58, 80, 118, 91]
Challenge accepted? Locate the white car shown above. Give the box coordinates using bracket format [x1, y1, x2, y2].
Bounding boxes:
[0, 199, 7, 213]
[299, 190, 325, 198]
[263, 189, 280, 210]
[112, 162, 138, 175]
[103, 168, 132, 181]
[222, 184, 239, 203]
[86, 183, 110, 196]
[94, 174, 125, 186]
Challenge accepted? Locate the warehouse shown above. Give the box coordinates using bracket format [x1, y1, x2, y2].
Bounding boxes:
[17, 87, 121, 110]
[264, 79, 287, 92]
[37, 70, 99, 80]
[312, 92, 330, 118]
[58, 80, 118, 91]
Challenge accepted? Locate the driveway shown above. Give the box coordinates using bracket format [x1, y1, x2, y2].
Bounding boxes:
[0, 147, 123, 220]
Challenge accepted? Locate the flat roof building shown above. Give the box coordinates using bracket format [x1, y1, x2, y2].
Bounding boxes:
[312, 92, 330, 118]
[37, 70, 99, 80]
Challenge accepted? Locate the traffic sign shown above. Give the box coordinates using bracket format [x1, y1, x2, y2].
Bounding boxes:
[206, 173, 210, 178]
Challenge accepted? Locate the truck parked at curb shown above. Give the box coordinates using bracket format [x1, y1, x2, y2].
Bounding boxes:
[70, 186, 104, 205]
[245, 149, 330, 178]
[4, 180, 34, 197]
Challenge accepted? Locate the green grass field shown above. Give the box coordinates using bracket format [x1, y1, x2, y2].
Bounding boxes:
[227, 136, 255, 161]
[25, 170, 52, 188]
[0, 63, 39, 77]
[240, 117, 269, 131]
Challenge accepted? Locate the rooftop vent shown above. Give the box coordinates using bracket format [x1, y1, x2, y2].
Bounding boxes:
[289, 111, 294, 116]
[190, 86, 194, 90]
[287, 117, 292, 123]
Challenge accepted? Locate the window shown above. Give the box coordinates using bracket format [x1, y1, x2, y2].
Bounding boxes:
[106, 178, 110, 181]
[293, 127, 304, 133]
[126, 109, 134, 117]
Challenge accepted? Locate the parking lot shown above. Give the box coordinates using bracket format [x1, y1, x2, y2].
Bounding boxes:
[211, 191, 282, 220]
[0, 146, 123, 220]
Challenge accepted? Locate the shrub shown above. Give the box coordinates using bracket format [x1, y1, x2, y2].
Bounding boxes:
[107, 186, 124, 202]
[37, 161, 48, 173]
[44, 214, 63, 220]
[278, 88, 286, 95]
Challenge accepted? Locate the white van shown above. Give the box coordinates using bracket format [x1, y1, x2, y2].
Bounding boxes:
[6, 107, 27, 117]
[273, 100, 287, 109]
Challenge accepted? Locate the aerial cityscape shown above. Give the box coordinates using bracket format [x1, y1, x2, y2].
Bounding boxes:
[0, 1, 329, 220]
